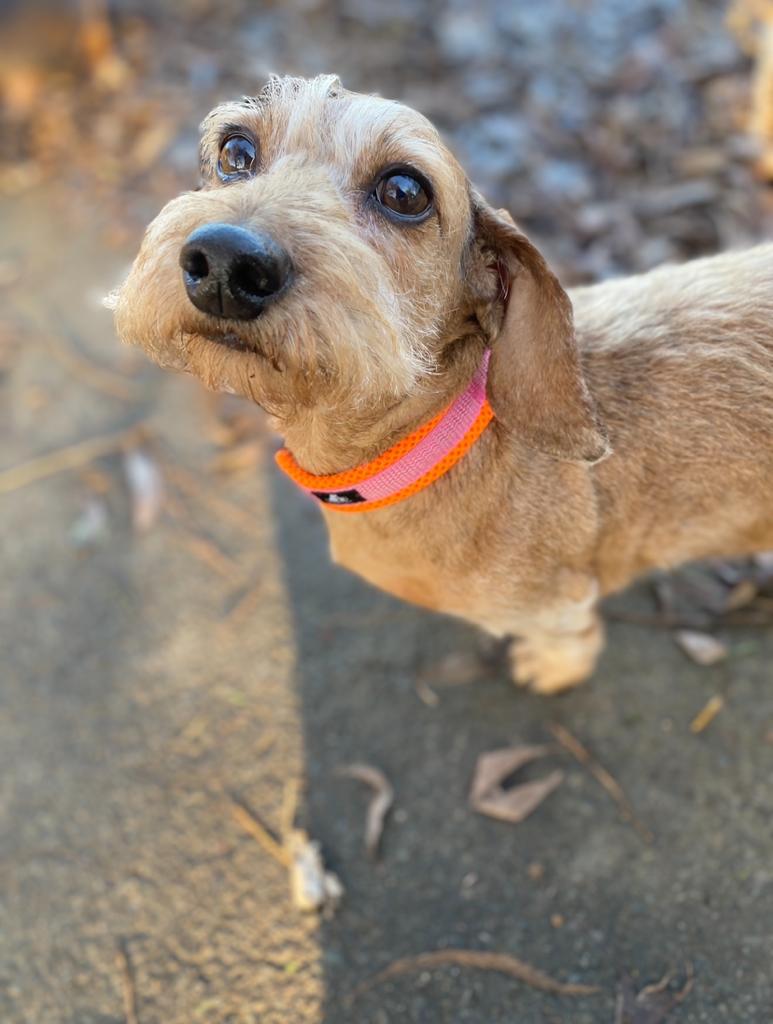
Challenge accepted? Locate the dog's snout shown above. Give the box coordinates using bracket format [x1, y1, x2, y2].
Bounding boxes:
[179, 223, 292, 320]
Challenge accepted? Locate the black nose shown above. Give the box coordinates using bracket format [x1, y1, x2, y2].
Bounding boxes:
[179, 223, 292, 320]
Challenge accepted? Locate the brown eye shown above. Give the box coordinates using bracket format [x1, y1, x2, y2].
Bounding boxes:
[218, 134, 257, 179]
[375, 171, 432, 220]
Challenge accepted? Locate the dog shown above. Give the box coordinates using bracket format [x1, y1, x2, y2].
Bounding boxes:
[113, 74, 773, 693]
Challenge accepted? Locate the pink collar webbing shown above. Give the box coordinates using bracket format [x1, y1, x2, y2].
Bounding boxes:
[275, 350, 493, 512]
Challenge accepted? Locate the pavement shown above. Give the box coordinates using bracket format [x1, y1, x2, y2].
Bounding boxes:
[2, 2, 773, 1021]
[1, 177, 773, 1024]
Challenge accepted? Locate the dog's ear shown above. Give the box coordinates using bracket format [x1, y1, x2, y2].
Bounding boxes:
[470, 195, 609, 463]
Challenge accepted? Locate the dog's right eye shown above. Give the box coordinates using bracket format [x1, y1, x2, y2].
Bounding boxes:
[218, 134, 258, 181]
[373, 168, 433, 223]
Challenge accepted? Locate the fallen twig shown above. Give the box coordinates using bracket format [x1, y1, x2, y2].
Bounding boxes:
[0, 423, 147, 496]
[115, 937, 140, 1024]
[414, 676, 440, 707]
[228, 794, 290, 868]
[43, 326, 144, 402]
[605, 609, 773, 630]
[167, 520, 245, 586]
[227, 789, 343, 912]
[337, 763, 394, 858]
[548, 723, 653, 844]
[280, 777, 301, 839]
[162, 461, 266, 541]
[222, 577, 264, 627]
[352, 949, 600, 1002]
[690, 695, 725, 734]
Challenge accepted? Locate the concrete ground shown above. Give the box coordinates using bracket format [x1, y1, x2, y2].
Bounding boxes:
[2, 178, 773, 1024]
[2, 3, 773, 1022]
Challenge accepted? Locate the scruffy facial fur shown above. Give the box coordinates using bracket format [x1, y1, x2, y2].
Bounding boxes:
[115, 75, 773, 693]
[116, 76, 472, 422]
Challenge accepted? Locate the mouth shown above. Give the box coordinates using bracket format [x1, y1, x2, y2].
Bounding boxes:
[190, 327, 287, 374]
[205, 330, 259, 355]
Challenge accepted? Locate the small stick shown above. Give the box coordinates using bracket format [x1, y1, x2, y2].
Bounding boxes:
[415, 676, 440, 707]
[690, 695, 725, 734]
[223, 578, 264, 627]
[0, 423, 147, 496]
[337, 763, 394, 859]
[115, 937, 140, 1024]
[605, 609, 773, 630]
[548, 723, 653, 844]
[43, 328, 143, 402]
[167, 521, 245, 586]
[228, 795, 290, 868]
[351, 949, 600, 1002]
[280, 777, 301, 838]
[163, 462, 266, 541]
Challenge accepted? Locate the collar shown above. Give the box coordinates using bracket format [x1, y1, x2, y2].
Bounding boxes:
[275, 349, 493, 513]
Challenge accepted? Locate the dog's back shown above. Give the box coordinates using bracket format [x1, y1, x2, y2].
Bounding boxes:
[573, 246, 773, 589]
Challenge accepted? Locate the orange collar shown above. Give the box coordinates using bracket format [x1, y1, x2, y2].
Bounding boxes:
[275, 350, 493, 512]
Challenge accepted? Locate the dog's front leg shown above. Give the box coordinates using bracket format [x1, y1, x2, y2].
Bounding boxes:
[481, 572, 604, 695]
[509, 614, 605, 694]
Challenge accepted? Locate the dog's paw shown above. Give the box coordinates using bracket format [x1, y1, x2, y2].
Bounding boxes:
[509, 623, 603, 695]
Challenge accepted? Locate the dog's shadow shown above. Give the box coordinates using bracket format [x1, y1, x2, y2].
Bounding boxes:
[268, 470, 623, 1021]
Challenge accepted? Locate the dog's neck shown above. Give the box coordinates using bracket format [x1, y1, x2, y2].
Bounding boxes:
[276, 337, 488, 477]
[276, 350, 493, 511]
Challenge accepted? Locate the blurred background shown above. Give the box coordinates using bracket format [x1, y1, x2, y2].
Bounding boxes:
[2, 2, 773, 1023]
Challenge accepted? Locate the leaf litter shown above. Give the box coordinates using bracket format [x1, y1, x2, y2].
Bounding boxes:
[469, 745, 563, 824]
[674, 630, 728, 666]
[123, 447, 164, 532]
[614, 964, 694, 1024]
[337, 762, 394, 859]
[227, 789, 343, 915]
[549, 723, 653, 843]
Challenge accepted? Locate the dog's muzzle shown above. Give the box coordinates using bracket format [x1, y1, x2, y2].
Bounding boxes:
[179, 223, 292, 320]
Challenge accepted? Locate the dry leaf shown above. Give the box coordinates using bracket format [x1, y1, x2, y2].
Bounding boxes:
[287, 828, 344, 913]
[70, 498, 108, 547]
[469, 746, 563, 824]
[418, 650, 483, 687]
[754, 551, 773, 583]
[723, 579, 758, 612]
[615, 965, 694, 1024]
[123, 448, 164, 532]
[674, 630, 728, 666]
[338, 763, 394, 859]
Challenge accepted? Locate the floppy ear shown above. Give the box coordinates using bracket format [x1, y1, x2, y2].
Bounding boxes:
[471, 196, 609, 463]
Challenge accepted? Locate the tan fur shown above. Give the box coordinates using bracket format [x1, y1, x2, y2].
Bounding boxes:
[114, 75, 773, 693]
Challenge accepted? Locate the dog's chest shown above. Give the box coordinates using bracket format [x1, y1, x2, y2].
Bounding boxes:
[328, 526, 443, 610]
[324, 512, 473, 614]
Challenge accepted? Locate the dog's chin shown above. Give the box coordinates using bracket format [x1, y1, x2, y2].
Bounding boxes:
[201, 329, 260, 356]
[170, 327, 290, 402]
[183, 326, 274, 365]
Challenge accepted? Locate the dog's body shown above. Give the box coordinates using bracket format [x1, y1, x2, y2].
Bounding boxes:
[114, 75, 773, 692]
[325, 247, 773, 690]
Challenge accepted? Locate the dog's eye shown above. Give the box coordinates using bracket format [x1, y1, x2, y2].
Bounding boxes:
[218, 134, 257, 180]
[375, 171, 432, 220]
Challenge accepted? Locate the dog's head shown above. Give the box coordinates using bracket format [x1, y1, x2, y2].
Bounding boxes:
[114, 74, 606, 461]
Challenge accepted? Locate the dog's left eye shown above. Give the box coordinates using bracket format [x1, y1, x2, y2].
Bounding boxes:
[218, 134, 257, 180]
[375, 171, 432, 220]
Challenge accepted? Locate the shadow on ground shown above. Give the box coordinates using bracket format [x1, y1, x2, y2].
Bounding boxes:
[271, 464, 773, 1024]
